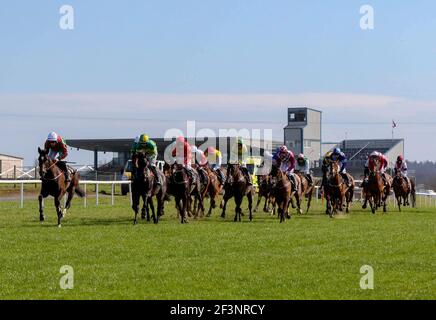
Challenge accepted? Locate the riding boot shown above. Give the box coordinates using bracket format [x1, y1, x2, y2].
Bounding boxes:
[64, 170, 71, 182]
[186, 167, 196, 184]
[150, 166, 161, 185]
[305, 174, 313, 186]
[242, 167, 252, 185]
[341, 173, 349, 186]
[216, 169, 225, 185]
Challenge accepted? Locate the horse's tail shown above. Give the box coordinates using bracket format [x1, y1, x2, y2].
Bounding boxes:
[75, 186, 85, 198]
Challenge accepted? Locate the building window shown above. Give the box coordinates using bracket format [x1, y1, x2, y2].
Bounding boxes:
[289, 111, 306, 122]
[304, 140, 312, 148]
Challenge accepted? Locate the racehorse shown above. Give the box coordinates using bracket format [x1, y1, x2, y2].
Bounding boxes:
[324, 161, 354, 217]
[191, 164, 210, 217]
[37, 147, 84, 227]
[254, 175, 273, 213]
[362, 158, 391, 214]
[269, 164, 293, 223]
[164, 163, 204, 223]
[131, 153, 167, 224]
[294, 170, 315, 214]
[392, 171, 416, 211]
[221, 164, 254, 222]
[203, 166, 224, 217]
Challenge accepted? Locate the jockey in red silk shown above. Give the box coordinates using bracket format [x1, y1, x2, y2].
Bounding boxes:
[394, 155, 411, 189]
[272, 145, 296, 173]
[171, 136, 196, 182]
[44, 132, 70, 182]
[272, 145, 298, 188]
[364, 151, 388, 178]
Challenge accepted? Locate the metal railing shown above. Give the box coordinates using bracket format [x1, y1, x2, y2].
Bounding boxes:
[1, 180, 435, 209]
[0, 180, 132, 208]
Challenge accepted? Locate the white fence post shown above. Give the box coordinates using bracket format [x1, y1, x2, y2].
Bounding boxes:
[20, 182, 24, 208]
[84, 183, 87, 208]
[111, 183, 115, 206]
[96, 183, 99, 206]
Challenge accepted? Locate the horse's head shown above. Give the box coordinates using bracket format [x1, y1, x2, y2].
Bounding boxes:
[369, 157, 380, 175]
[173, 163, 187, 184]
[330, 161, 340, 176]
[38, 147, 51, 177]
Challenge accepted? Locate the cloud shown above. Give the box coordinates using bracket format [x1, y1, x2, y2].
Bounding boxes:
[1, 91, 432, 115]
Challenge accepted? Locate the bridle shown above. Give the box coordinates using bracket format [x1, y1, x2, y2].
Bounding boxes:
[40, 159, 63, 181]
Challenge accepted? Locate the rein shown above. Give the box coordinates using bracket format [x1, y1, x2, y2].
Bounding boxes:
[41, 160, 64, 181]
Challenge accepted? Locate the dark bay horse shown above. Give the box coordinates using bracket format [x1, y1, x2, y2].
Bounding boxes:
[362, 159, 391, 214]
[164, 163, 204, 223]
[392, 171, 416, 211]
[131, 153, 167, 224]
[38, 147, 84, 227]
[254, 175, 273, 213]
[221, 164, 254, 222]
[269, 164, 292, 223]
[324, 161, 354, 217]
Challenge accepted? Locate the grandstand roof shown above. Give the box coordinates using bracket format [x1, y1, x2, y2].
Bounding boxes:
[335, 139, 404, 160]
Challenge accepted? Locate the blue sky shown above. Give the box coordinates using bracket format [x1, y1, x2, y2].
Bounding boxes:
[1, 1, 436, 164]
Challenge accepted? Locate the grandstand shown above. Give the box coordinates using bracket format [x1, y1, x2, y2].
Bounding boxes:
[319, 139, 405, 175]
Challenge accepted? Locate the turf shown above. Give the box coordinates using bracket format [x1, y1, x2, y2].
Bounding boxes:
[0, 195, 434, 300]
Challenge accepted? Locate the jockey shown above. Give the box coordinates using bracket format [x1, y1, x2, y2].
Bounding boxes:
[171, 136, 196, 183]
[295, 153, 313, 186]
[272, 145, 297, 188]
[229, 138, 252, 185]
[132, 134, 161, 185]
[204, 146, 225, 185]
[394, 155, 411, 189]
[330, 147, 350, 186]
[191, 146, 208, 183]
[130, 135, 140, 153]
[44, 132, 70, 182]
[364, 151, 388, 179]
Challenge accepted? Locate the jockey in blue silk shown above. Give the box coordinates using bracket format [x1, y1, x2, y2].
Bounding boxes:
[330, 147, 350, 186]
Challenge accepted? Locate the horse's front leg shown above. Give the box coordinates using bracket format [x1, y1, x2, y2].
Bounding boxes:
[131, 189, 140, 225]
[221, 194, 230, 218]
[247, 191, 253, 222]
[148, 196, 156, 223]
[38, 194, 45, 222]
[55, 196, 63, 227]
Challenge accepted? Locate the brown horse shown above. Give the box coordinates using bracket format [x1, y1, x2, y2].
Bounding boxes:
[221, 164, 254, 222]
[202, 166, 224, 217]
[324, 161, 354, 217]
[294, 171, 315, 214]
[164, 163, 204, 223]
[269, 164, 293, 223]
[131, 153, 167, 224]
[37, 147, 84, 227]
[254, 175, 273, 213]
[191, 164, 210, 217]
[362, 159, 391, 214]
[392, 171, 416, 211]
